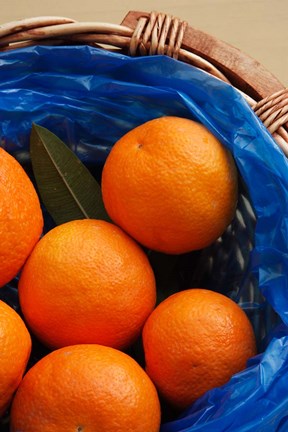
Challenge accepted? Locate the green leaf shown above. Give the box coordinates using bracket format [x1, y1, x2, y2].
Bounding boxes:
[30, 123, 110, 225]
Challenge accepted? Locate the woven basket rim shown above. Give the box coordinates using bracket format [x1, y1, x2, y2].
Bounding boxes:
[0, 10, 287, 155]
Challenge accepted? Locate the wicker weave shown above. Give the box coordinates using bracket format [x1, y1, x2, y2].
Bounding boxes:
[0, 11, 287, 155]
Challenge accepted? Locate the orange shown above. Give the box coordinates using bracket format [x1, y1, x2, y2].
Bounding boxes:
[0, 148, 43, 287]
[10, 344, 161, 432]
[101, 116, 238, 254]
[142, 288, 257, 410]
[0, 300, 31, 416]
[18, 218, 156, 350]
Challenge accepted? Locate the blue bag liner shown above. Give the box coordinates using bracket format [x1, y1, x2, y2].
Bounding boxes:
[1, 45, 288, 431]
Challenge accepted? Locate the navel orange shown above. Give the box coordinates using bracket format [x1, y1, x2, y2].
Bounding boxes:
[0, 300, 31, 416]
[101, 116, 238, 254]
[142, 288, 257, 409]
[18, 219, 156, 350]
[0, 148, 43, 287]
[10, 344, 161, 432]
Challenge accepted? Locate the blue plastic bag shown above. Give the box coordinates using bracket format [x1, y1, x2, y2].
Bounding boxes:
[1, 45, 288, 431]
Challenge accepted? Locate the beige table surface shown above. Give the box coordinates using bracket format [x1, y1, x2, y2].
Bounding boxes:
[1, 0, 287, 86]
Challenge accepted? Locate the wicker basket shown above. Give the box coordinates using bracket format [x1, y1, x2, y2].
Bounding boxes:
[0, 10, 287, 155]
[0, 10, 287, 431]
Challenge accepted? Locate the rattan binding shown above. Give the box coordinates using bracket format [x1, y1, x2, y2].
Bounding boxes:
[0, 10, 287, 155]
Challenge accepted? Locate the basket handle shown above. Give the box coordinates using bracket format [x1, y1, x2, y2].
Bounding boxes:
[123, 11, 288, 155]
[122, 11, 285, 100]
